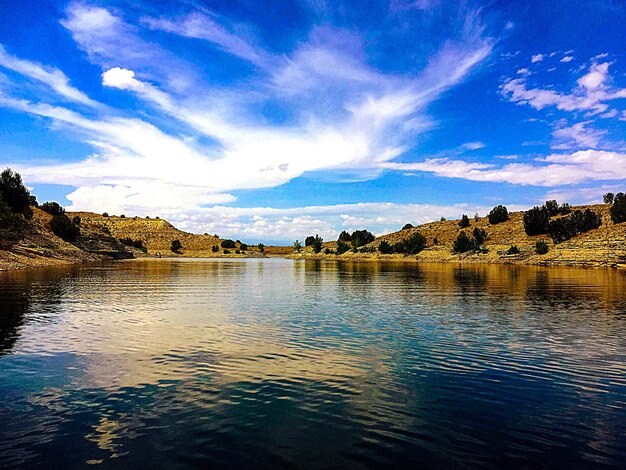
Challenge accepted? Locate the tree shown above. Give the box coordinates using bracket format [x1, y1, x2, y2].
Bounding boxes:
[402, 223, 414, 230]
[40, 201, 65, 216]
[453, 231, 475, 253]
[378, 240, 393, 254]
[50, 214, 80, 242]
[603, 192, 615, 204]
[221, 239, 236, 248]
[0, 196, 26, 247]
[559, 203, 571, 215]
[350, 230, 375, 247]
[544, 200, 559, 216]
[240, 243, 248, 251]
[403, 232, 427, 254]
[547, 209, 602, 244]
[171, 239, 182, 253]
[258, 243, 265, 253]
[472, 227, 487, 245]
[102, 212, 109, 217]
[506, 245, 520, 254]
[459, 214, 470, 228]
[311, 234, 323, 253]
[523, 206, 550, 235]
[336, 240, 350, 254]
[212, 245, 219, 252]
[535, 239, 549, 254]
[0, 168, 33, 216]
[337, 231, 352, 242]
[304, 235, 315, 247]
[610, 192, 626, 223]
[488, 205, 509, 224]
[474, 212, 480, 221]
[293, 240, 302, 252]
[72, 216, 81, 226]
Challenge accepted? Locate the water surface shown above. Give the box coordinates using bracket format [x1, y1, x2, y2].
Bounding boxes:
[1, 259, 626, 468]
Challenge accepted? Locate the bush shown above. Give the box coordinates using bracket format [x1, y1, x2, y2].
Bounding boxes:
[311, 234, 323, 253]
[402, 232, 427, 254]
[212, 245, 219, 253]
[459, 214, 470, 228]
[337, 231, 351, 242]
[558, 203, 571, 215]
[506, 245, 520, 255]
[544, 200, 559, 216]
[50, 214, 80, 242]
[474, 212, 480, 221]
[488, 205, 509, 224]
[72, 216, 81, 225]
[603, 192, 615, 204]
[472, 227, 487, 245]
[171, 239, 182, 253]
[223, 249, 230, 254]
[536, 239, 549, 254]
[304, 235, 315, 247]
[0, 168, 33, 215]
[102, 212, 109, 217]
[523, 206, 550, 235]
[0, 197, 26, 246]
[258, 243, 265, 253]
[402, 223, 414, 230]
[119, 237, 147, 252]
[41, 201, 65, 216]
[336, 240, 350, 255]
[235, 250, 240, 254]
[453, 231, 475, 253]
[221, 239, 236, 249]
[120, 214, 125, 218]
[240, 243, 248, 251]
[610, 192, 626, 224]
[324, 248, 332, 255]
[440, 217, 447, 221]
[350, 230, 375, 247]
[378, 240, 393, 254]
[547, 209, 602, 244]
[293, 240, 302, 252]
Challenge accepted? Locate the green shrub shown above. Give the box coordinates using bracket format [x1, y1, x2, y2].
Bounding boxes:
[50, 214, 80, 242]
[337, 231, 352, 242]
[212, 245, 219, 252]
[293, 240, 302, 252]
[221, 239, 236, 248]
[523, 206, 550, 235]
[324, 248, 332, 254]
[171, 239, 182, 253]
[558, 203, 571, 215]
[472, 227, 487, 245]
[402, 223, 414, 230]
[402, 232, 427, 254]
[41, 201, 65, 216]
[535, 239, 549, 254]
[548, 209, 602, 244]
[235, 250, 240, 254]
[610, 192, 626, 223]
[603, 192, 615, 204]
[453, 232, 475, 253]
[459, 214, 470, 228]
[0, 197, 26, 246]
[336, 240, 350, 254]
[0, 168, 33, 215]
[223, 249, 230, 254]
[258, 243, 265, 253]
[350, 230, 375, 247]
[544, 200, 559, 216]
[378, 240, 393, 254]
[240, 243, 248, 251]
[311, 234, 323, 253]
[72, 216, 81, 225]
[488, 205, 509, 224]
[305, 235, 315, 246]
[506, 245, 520, 255]
[102, 212, 109, 217]
[119, 237, 146, 252]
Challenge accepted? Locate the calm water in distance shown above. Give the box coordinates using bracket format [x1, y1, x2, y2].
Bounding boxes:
[1, 259, 626, 469]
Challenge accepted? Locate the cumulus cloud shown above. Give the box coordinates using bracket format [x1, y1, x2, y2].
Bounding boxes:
[560, 55, 574, 63]
[531, 53, 544, 63]
[551, 120, 608, 149]
[501, 61, 626, 116]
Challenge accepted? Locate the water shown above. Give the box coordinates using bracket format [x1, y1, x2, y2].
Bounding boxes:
[1, 259, 626, 469]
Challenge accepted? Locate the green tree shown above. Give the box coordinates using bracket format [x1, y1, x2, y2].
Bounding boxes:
[523, 206, 550, 235]
[603, 192, 615, 204]
[258, 243, 265, 253]
[402, 223, 414, 230]
[472, 227, 487, 245]
[535, 239, 549, 254]
[337, 231, 352, 242]
[488, 205, 509, 224]
[610, 192, 626, 223]
[311, 234, 323, 253]
[336, 240, 350, 254]
[459, 214, 470, 228]
[171, 239, 182, 253]
[350, 230, 375, 247]
[293, 240, 302, 252]
[221, 239, 236, 248]
[212, 245, 219, 252]
[0, 168, 33, 216]
[544, 200, 559, 216]
[40, 201, 65, 216]
[304, 235, 315, 247]
[453, 231, 475, 253]
[50, 214, 80, 242]
[378, 240, 393, 254]
[240, 243, 248, 251]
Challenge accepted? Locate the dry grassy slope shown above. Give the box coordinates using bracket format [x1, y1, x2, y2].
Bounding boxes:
[0, 208, 131, 270]
[70, 212, 263, 256]
[293, 204, 626, 267]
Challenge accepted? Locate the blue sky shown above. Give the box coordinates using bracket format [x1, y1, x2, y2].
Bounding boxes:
[0, 0, 625, 244]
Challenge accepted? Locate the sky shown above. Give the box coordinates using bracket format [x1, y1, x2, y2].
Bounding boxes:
[0, 0, 625, 244]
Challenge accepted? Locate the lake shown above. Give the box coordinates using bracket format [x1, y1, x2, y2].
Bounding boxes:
[1, 259, 626, 468]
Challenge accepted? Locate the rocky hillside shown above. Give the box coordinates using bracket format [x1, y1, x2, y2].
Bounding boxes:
[290, 204, 626, 268]
[0, 208, 133, 270]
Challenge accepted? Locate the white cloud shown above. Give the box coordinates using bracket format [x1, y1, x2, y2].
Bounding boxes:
[551, 120, 608, 150]
[560, 55, 574, 63]
[461, 141, 485, 151]
[501, 61, 626, 116]
[0, 44, 99, 107]
[382, 150, 626, 186]
[531, 53, 544, 63]
[102, 67, 143, 90]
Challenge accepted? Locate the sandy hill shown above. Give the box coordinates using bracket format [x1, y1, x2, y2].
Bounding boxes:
[292, 204, 626, 267]
[70, 212, 264, 257]
[0, 208, 132, 270]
